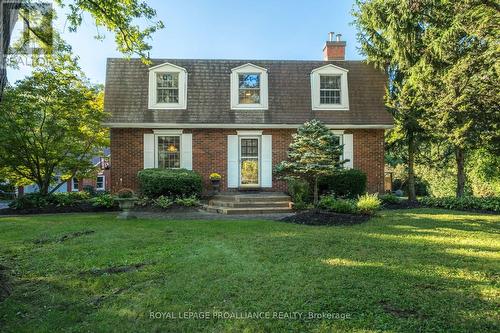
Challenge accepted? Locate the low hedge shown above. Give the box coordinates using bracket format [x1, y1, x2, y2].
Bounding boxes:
[319, 169, 367, 198]
[419, 196, 500, 212]
[137, 168, 203, 198]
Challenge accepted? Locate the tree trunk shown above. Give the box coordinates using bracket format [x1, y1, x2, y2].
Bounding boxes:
[0, 0, 20, 99]
[455, 147, 466, 198]
[407, 132, 417, 202]
[313, 176, 319, 206]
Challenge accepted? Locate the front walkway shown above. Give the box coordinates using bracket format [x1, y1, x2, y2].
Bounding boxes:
[133, 208, 294, 221]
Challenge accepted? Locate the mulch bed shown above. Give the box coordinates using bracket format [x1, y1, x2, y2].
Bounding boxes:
[281, 209, 372, 226]
[0, 203, 118, 216]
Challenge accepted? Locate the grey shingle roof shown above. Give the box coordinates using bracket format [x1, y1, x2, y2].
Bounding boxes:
[104, 58, 393, 126]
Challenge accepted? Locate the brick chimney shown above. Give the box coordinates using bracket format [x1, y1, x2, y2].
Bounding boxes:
[323, 32, 346, 61]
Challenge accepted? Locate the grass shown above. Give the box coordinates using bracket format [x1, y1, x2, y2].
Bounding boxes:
[0, 209, 499, 332]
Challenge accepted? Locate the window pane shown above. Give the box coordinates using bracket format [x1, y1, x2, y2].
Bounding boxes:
[238, 89, 260, 104]
[239, 74, 260, 89]
[320, 75, 341, 89]
[241, 138, 258, 157]
[158, 136, 180, 168]
[157, 88, 179, 103]
[320, 90, 341, 104]
[157, 72, 178, 88]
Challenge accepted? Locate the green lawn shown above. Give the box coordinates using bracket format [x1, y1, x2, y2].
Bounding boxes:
[0, 209, 499, 332]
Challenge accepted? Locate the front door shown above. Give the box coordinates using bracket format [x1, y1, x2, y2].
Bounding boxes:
[239, 137, 260, 187]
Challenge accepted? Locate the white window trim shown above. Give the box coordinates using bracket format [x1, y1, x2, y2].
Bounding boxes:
[71, 177, 79, 192]
[148, 62, 188, 110]
[311, 64, 349, 111]
[331, 131, 346, 165]
[230, 63, 268, 110]
[96, 175, 105, 191]
[154, 134, 182, 169]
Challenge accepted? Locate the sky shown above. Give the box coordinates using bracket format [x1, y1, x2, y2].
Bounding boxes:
[8, 0, 362, 85]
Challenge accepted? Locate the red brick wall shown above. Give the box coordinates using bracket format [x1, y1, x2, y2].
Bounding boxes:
[110, 128, 385, 194]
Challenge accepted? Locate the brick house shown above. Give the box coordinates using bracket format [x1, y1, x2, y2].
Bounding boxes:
[104, 35, 393, 194]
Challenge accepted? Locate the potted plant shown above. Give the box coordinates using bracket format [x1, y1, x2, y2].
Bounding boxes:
[209, 173, 222, 192]
[114, 188, 137, 219]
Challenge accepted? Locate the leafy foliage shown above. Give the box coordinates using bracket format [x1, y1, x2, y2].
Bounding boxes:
[318, 196, 358, 214]
[0, 54, 107, 195]
[379, 194, 401, 205]
[319, 169, 367, 198]
[89, 194, 115, 208]
[356, 193, 381, 215]
[138, 168, 203, 198]
[116, 188, 135, 199]
[275, 120, 346, 204]
[175, 195, 200, 207]
[287, 179, 311, 206]
[419, 196, 500, 213]
[152, 196, 174, 209]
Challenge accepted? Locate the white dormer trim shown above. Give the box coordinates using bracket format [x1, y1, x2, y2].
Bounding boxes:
[230, 63, 268, 110]
[148, 62, 188, 110]
[311, 64, 349, 111]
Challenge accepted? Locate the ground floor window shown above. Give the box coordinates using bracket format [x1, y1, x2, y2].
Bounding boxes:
[157, 135, 181, 168]
[72, 177, 79, 192]
[96, 175, 105, 191]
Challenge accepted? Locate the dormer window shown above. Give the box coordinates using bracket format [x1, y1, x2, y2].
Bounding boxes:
[148, 62, 187, 109]
[156, 72, 179, 104]
[311, 64, 349, 110]
[239, 74, 260, 104]
[231, 63, 268, 110]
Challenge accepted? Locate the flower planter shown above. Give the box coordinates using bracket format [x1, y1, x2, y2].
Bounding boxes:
[115, 197, 138, 219]
[211, 179, 221, 193]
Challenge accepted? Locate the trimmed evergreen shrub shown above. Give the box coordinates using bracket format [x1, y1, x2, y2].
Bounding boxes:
[379, 193, 401, 205]
[137, 168, 203, 198]
[319, 169, 367, 198]
[287, 179, 311, 204]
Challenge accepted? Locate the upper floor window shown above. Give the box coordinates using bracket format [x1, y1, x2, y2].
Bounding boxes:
[231, 63, 268, 110]
[311, 64, 349, 110]
[148, 63, 187, 109]
[320, 75, 341, 104]
[156, 72, 179, 104]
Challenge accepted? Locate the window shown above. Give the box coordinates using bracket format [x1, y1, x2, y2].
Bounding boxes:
[96, 175, 105, 191]
[148, 62, 187, 109]
[72, 177, 79, 192]
[320, 75, 341, 104]
[239, 74, 260, 104]
[311, 64, 349, 110]
[230, 63, 268, 110]
[157, 136, 181, 168]
[156, 72, 179, 103]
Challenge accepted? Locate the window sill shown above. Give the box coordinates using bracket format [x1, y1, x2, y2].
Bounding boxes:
[313, 105, 349, 111]
[149, 103, 186, 110]
[231, 104, 268, 111]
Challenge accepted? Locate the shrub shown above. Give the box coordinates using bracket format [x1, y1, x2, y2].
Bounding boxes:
[52, 192, 90, 207]
[319, 169, 367, 198]
[287, 179, 311, 205]
[175, 195, 200, 207]
[9, 193, 51, 210]
[136, 196, 152, 207]
[90, 194, 115, 208]
[318, 195, 358, 214]
[138, 168, 203, 198]
[83, 185, 96, 196]
[379, 193, 401, 205]
[153, 195, 174, 209]
[357, 193, 381, 215]
[419, 196, 500, 212]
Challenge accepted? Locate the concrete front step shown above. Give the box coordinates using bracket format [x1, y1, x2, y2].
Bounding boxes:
[204, 205, 293, 215]
[212, 193, 291, 203]
[209, 200, 291, 208]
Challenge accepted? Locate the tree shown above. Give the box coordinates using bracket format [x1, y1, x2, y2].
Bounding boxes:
[353, 0, 430, 201]
[0, 53, 107, 195]
[0, 0, 164, 95]
[411, 0, 500, 197]
[274, 120, 346, 205]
